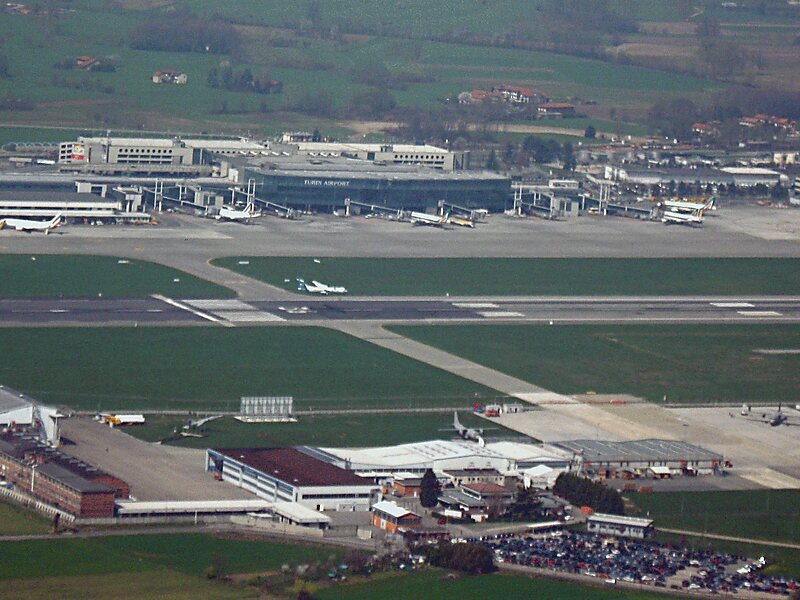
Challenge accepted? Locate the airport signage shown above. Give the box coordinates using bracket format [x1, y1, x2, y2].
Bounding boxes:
[303, 179, 351, 188]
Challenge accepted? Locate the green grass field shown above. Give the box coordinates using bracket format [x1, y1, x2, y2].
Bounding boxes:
[212, 257, 800, 297]
[0, 327, 502, 411]
[0, 533, 338, 581]
[0, 255, 233, 298]
[316, 569, 666, 600]
[0, 572, 253, 600]
[127, 411, 528, 448]
[632, 490, 800, 545]
[0, 501, 50, 536]
[390, 324, 800, 404]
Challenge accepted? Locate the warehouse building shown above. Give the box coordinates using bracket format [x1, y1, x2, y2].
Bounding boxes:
[555, 439, 724, 479]
[371, 500, 422, 534]
[308, 440, 513, 475]
[206, 447, 380, 511]
[587, 513, 654, 539]
[604, 165, 789, 189]
[0, 430, 129, 518]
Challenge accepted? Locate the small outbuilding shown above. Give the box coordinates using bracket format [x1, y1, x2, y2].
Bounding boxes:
[586, 513, 654, 539]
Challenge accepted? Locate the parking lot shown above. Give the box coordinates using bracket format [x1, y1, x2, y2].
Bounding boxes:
[486, 531, 799, 597]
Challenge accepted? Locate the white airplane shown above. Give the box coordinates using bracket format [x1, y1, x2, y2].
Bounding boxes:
[410, 211, 447, 227]
[661, 197, 716, 215]
[296, 278, 347, 295]
[0, 213, 62, 234]
[661, 210, 703, 226]
[216, 200, 262, 222]
[183, 414, 223, 430]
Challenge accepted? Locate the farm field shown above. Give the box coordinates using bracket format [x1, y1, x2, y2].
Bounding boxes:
[0, 501, 50, 536]
[0, 2, 724, 136]
[390, 324, 800, 405]
[632, 490, 800, 545]
[0, 327, 502, 411]
[213, 257, 800, 297]
[0, 255, 233, 299]
[127, 411, 528, 448]
[315, 569, 666, 600]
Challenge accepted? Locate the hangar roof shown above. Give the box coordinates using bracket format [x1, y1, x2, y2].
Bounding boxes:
[0, 387, 31, 413]
[316, 440, 508, 470]
[214, 447, 369, 487]
[554, 439, 723, 463]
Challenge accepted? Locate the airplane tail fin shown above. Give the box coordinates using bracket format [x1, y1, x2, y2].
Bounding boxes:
[453, 411, 462, 431]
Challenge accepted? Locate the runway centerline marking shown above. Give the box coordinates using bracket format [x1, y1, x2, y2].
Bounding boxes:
[711, 302, 755, 308]
[478, 311, 525, 318]
[453, 302, 499, 309]
[736, 310, 783, 317]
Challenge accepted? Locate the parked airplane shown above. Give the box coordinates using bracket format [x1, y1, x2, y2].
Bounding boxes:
[662, 196, 716, 215]
[410, 211, 447, 227]
[661, 210, 703, 226]
[741, 403, 800, 427]
[438, 412, 499, 446]
[216, 201, 262, 222]
[183, 415, 223, 431]
[0, 213, 62, 234]
[296, 278, 347, 295]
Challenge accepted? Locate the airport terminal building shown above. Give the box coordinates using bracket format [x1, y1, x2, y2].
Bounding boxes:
[230, 155, 512, 213]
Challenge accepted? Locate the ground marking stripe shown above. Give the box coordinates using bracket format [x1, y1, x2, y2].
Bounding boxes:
[711, 302, 754, 308]
[736, 310, 783, 317]
[152, 294, 226, 324]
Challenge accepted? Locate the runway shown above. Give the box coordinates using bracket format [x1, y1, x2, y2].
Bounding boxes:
[2, 296, 800, 326]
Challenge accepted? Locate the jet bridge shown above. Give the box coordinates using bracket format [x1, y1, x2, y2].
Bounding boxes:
[343, 197, 405, 220]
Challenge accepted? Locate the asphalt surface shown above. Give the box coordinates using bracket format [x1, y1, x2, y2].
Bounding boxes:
[3, 296, 800, 326]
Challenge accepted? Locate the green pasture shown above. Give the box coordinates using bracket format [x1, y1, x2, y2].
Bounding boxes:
[316, 569, 666, 600]
[0, 255, 233, 298]
[0, 571, 252, 600]
[213, 257, 800, 297]
[390, 324, 800, 404]
[127, 411, 528, 448]
[0, 327, 502, 411]
[0, 501, 50, 536]
[0, 533, 336, 580]
[0, 2, 721, 133]
[632, 490, 800, 545]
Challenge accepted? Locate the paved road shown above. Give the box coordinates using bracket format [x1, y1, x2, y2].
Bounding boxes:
[3, 296, 800, 326]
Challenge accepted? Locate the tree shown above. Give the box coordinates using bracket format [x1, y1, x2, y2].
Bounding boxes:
[509, 485, 543, 520]
[562, 141, 576, 171]
[584, 125, 596, 139]
[420, 468, 439, 508]
[485, 149, 498, 171]
[424, 542, 496, 574]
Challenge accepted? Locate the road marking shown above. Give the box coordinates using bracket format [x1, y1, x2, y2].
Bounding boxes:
[213, 311, 285, 322]
[152, 295, 225, 324]
[478, 311, 525, 318]
[48, 309, 69, 313]
[145, 309, 163, 313]
[753, 349, 800, 355]
[736, 310, 783, 317]
[711, 302, 754, 308]
[453, 302, 499, 309]
[186, 299, 255, 311]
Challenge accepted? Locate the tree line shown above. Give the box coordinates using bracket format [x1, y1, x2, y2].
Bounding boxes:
[553, 473, 624, 515]
[130, 16, 241, 55]
[208, 65, 282, 95]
